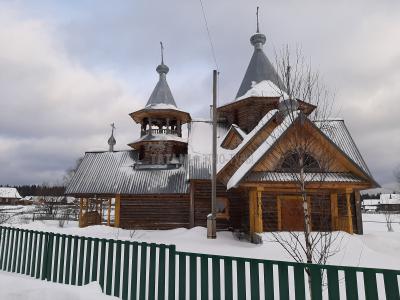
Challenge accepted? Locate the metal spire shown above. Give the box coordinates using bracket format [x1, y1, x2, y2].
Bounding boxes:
[160, 41, 164, 65]
[256, 6, 260, 33]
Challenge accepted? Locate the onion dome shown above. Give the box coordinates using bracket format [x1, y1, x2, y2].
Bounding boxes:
[108, 123, 116, 152]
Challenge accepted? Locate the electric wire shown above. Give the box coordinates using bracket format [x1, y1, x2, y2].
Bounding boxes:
[198, 0, 219, 72]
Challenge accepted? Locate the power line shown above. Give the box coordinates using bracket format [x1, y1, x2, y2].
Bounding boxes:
[198, 0, 219, 71]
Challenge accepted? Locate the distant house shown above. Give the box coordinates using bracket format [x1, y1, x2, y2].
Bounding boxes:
[361, 199, 380, 212]
[378, 194, 400, 212]
[0, 187, 22, 205]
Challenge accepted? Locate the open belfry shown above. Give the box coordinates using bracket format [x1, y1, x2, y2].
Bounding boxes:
[66, 18, 377, 239]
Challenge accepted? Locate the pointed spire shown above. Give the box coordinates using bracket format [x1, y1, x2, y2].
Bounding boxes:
[146, 42, 177, 108]
[108, 123, 116, 152]
[235, 8, 285, 99]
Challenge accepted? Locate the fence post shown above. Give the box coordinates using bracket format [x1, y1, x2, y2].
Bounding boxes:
[7, 227, 15, 272]
[12, 228, 20, 272]
[0, 227, 5, 269]
[30, 231, 38, 277]
[168, 245, 176, 300]
[35, 232, 43, 279]
[148, 243, 156, 300]
[106, 239, 114, 295]
[178, 253, 186, 300]
[139, 242, 148, 300]
[41, 232, 48, 280]
[46, 232, 54, 281]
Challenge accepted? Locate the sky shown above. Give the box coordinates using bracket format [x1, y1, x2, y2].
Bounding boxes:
[0, 0, 399, 190]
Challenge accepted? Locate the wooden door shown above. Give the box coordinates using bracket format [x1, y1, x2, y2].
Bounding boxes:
[280, 196, 304, 231]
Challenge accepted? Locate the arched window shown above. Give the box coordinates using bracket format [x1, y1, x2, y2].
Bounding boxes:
[279, 152, 321, 172]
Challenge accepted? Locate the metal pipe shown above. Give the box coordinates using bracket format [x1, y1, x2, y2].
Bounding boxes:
[208, 69, 218, 239]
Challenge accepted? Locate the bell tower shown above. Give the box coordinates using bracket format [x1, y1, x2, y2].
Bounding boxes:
[128, 43, 191, 165]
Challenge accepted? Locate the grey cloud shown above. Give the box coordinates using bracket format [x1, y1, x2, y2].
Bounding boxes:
[0, 0, 399, 187]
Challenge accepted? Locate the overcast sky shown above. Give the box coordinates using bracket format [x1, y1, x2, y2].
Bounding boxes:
[0, 0, 399, 189]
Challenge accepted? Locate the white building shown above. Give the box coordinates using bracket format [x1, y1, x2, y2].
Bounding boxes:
[0, 187, 22, 205]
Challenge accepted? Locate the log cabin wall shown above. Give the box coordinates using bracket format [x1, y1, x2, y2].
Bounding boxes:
[119, 194, 190, 229]
[192, 181, 248, 230]
[218, 100, 276, 133]
[259, 190, 360, 233]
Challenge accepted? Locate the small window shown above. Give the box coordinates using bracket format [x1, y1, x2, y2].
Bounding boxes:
[216, 197, 230, 220]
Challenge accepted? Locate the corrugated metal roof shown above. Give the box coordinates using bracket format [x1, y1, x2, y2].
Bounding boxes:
[66, 117, 375, 195]
[245, 172, 363, 183]
[188, 155, 212, 180]
[314, 119, 372, 177]
[187, 118, 374, 184]
[66, 151, 189, 195]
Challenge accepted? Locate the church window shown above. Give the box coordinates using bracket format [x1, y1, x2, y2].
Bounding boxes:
[279, 152, 321, 172]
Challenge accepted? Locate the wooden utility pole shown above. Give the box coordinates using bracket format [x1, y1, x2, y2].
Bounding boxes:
[207, 69, 218, 239]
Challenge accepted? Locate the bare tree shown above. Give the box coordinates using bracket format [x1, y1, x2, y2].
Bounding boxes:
[63, 157, 84, 186]
[265, 46, 342, 296]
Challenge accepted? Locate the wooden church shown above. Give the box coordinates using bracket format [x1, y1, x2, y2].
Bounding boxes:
[66, 25, 378, 238]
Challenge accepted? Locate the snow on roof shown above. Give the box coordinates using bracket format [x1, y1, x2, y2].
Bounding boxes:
[232, 124, 247, 138]
[187, 120, 227, 156]
[236, 80, 287, 101]
[227, 111, 299, 189]
[218, 110, 278, 172]
[0, 187, 22, 199]
[380, 193, 400, 204]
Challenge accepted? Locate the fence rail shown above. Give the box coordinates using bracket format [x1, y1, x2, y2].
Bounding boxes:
[0, 226, 399, 299]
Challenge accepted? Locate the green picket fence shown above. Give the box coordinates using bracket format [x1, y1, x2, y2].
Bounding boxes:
[0, 226, 399, 299]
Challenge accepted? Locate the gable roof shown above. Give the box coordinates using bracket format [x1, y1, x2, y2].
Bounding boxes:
[66, 151, 188, 195]
[227, 111, 299, 189]
[315, 119, 371, 177]
[220, 124, 246, 149]
[0, 187, 22, 199]
[224, 114, 377, 189]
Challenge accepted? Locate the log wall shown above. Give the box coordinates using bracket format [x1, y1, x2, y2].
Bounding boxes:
[119, 194, 190, 229]
[192, 181, 247, 230]
[259, 191, 360, 233]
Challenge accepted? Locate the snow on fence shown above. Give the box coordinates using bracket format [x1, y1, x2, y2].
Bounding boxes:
[0, 226, 399, 300]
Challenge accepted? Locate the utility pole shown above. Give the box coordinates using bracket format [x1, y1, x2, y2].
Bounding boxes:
[207, 69, 218, 239]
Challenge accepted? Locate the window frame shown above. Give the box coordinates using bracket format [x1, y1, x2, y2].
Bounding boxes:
[216, 197, 230, 220]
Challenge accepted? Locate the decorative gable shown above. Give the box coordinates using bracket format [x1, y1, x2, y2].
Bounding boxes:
[220, 125, 246, 150]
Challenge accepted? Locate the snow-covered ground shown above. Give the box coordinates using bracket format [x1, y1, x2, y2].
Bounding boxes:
[4, 213, 400, 270]
[1, 212, 399, 299]
[0, 271, 117, 300]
